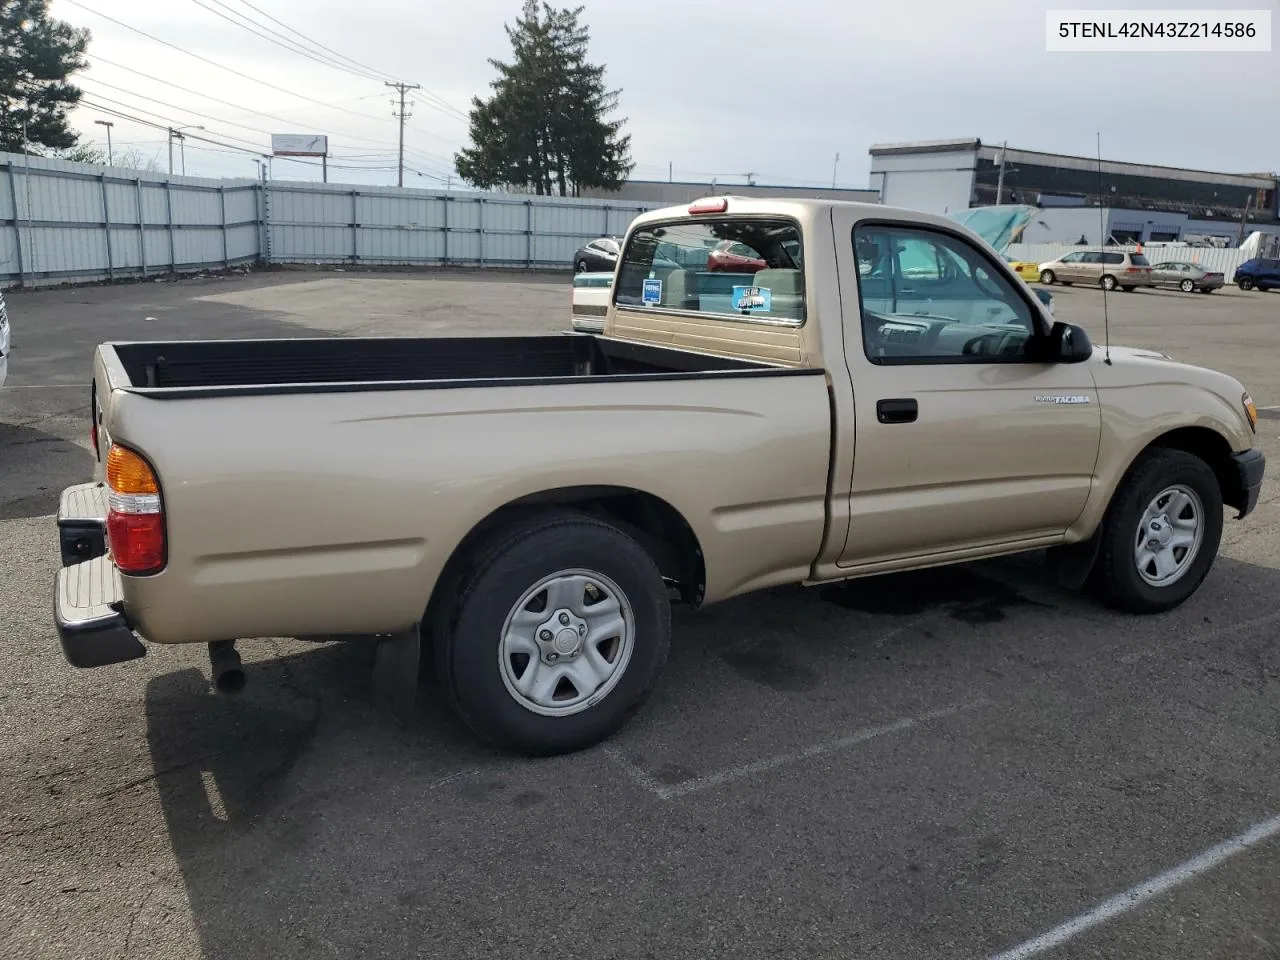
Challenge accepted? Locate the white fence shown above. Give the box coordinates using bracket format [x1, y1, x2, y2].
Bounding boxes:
[0, 150, 658, 289]
[1006, 242, 1251, 283]
[1, 152, 261, 288]
[3, 151, 1260, 288]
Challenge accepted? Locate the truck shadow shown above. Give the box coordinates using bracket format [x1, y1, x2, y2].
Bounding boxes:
[141, 554, 1280, 959]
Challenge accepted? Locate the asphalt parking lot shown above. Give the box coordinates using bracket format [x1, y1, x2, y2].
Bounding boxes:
[2, 270, 1279, 960]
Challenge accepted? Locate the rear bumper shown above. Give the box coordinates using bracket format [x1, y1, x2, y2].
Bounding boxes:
[1232, 448, 1265, 519]
[54, 555, 146, 668]
[58, 481, 109, 565]
[54, 481, 146, 668]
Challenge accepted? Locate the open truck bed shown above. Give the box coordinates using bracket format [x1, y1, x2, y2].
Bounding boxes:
[107, 334, 790, 395]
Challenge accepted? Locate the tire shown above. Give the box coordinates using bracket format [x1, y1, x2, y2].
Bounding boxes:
[575, 259, 589, 274]
[1180, 279, 1195, 293]
[1092, 449, 1224, 614]
[1039, 270, 1055, 285]
[1100, 275, 1117, 292]
[1237, 276, 1255, 291]
[436, 512, 671, 756]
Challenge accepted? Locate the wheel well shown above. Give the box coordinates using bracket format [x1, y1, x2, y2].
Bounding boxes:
[424, 486, 706, 634]
[1145, 427, 1242, 511]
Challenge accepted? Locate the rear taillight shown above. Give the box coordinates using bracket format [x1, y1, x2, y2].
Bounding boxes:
[105, 444, 166, 575]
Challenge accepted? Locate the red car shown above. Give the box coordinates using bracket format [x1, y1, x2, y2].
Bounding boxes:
[706, 240, 766, 273]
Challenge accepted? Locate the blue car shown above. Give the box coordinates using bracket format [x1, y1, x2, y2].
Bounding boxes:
[1234, 257, 1280, 292]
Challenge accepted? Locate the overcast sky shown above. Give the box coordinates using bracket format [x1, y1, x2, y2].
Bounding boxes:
[50, 0, 1279, 189]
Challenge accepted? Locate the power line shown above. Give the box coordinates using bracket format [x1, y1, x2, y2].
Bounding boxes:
[79, 73, 456, 181]
[227, 0, 403, 83]
[63, 0, 397, 125]
[222, 0, 469, 122]
[189, 0, 387, 83]
[81, 76, 278, 140]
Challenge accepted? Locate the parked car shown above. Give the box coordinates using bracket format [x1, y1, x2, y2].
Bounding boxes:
[570, 271, 613, 334]
[1234, 257, 1280, 292]
[706, 239, 766, 273]
[1149, 261, 1225, 293]
[1004, 254, 1041, 282]
[1039, 250, 1154, 291]
[54, 196, 1264, 757]
[0, 289, 9, 388]
[572, 237, 620, 274]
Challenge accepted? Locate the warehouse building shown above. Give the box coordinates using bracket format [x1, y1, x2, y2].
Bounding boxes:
[869, 138, 1277, 245]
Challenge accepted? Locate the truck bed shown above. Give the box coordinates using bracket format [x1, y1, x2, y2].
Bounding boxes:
[109, 334, 806, 396]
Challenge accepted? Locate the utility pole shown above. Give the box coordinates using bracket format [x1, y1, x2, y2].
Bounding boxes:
[831, 152, 840, 189]
[385, 81, 421, 188]
[1237, 192, 1254, 246]
[995, 140, 1008, 205]
[668, 161, 672, 183]
[94, 120, 114, 166]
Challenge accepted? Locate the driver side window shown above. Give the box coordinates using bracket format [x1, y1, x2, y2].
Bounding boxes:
[853, 223, 1038, 365]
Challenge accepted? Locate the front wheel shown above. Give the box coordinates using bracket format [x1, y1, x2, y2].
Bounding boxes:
[1101, 274, 1118, 292]
[1238, 276, 1255, 291]
[575, 259, 589, 273]
[1180, 279, 1196, 293]
[1092, 449, 1223, 614]
[436, 513, 671, 755]
[1040, 270, 1056, 285]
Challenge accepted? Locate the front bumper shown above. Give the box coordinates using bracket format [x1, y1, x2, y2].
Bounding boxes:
[1232, 448, 1265, 519]
[53, 481, 146, 667]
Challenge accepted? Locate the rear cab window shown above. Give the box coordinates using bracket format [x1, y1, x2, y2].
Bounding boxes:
[615, 218, 806, 323]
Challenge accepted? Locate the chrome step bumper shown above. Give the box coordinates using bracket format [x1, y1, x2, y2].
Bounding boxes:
[57, 481, 108, 567]
[54, 552, 145, 668]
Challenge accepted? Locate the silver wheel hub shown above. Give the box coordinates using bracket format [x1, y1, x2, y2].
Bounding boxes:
[1133, 484, 1204, 587]
[499, 570, 635, 717]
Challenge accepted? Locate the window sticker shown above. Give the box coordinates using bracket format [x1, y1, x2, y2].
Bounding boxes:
[642, 278, 662, 305]
[732, 285, 772, 312]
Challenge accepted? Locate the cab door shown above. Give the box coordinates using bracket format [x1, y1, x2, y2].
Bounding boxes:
[830, 212, 1102, 567]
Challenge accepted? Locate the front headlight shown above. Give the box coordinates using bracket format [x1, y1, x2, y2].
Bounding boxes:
[1243, 393, 1258, 432]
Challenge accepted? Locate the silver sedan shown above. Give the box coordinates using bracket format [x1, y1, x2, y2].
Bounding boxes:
[1150, 261, 1225, 294]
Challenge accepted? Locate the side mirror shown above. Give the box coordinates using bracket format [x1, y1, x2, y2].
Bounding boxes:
[1046, 321, 1093, 363]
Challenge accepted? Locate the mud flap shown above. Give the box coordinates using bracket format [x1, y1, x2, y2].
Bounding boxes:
[371, 627, 421, 727]
[1045, 528, 1104, 590]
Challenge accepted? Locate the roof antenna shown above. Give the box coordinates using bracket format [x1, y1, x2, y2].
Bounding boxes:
[1097, 131, 1112, 365]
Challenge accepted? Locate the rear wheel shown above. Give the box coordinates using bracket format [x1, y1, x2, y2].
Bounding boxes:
[1180, 278, 1195, 293]
[1100, 275, 1118, 292]
[436, 513, 671, 755]
[1039, 269, 1056, 285]
[1238, 276, 1255, 291]
[1092, 449, 1223, 614]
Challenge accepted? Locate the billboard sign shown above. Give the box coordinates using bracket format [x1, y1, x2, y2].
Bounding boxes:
[271, 134, 328, 157]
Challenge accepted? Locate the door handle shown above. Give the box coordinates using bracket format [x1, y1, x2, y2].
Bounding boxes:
[876, 398, 918, 424]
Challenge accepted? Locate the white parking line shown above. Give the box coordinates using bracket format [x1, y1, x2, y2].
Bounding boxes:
[988, 812, 1280, 960]
[0, 383, 88, 389]
[604, 699, 988, 801]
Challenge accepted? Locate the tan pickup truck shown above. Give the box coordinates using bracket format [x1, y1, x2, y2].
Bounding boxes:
[54, 196, 1264, 755]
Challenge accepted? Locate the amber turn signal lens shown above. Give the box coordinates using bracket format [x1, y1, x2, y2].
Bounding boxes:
[1244, 393, 1258, 432]
[106, 444, 159, 494]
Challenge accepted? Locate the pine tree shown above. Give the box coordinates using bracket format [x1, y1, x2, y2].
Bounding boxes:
[0, 0, 90, 154]
[456, 1, 632, 196]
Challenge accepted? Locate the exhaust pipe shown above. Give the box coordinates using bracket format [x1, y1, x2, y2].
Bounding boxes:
[208, 640, 246, 694]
